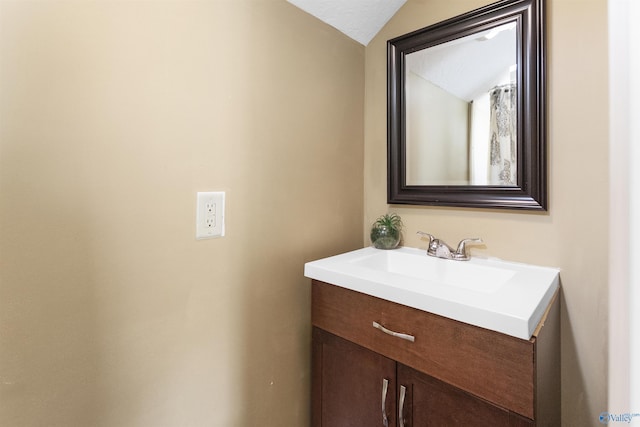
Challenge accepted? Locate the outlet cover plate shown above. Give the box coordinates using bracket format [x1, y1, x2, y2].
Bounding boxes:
[196, 191, 225, 239]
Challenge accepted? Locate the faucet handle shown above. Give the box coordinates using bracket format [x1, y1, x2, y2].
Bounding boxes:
[416, 231, 438, 254]
[416, 231, 434, 241]
[453, 238, 483, 260]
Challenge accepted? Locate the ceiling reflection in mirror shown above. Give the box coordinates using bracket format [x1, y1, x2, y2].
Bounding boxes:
[405, 22, 517, 186]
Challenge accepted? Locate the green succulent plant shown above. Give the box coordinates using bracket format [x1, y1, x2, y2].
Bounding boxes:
[370, 213, 403, 249]
[372, 213, 403, 231]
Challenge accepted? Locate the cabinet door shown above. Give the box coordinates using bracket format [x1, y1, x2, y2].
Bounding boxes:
[397, 364, 533, 427]
[313, 328, 397, 427]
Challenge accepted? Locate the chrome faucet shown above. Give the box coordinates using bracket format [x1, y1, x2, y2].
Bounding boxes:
[417, 231, 483, 261]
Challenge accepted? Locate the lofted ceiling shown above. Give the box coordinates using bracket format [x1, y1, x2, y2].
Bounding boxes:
[286, 0, 407, 46]
[286, 1, 515, 104]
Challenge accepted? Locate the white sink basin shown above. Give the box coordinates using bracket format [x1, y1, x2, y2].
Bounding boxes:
[304, 246, 560, 340]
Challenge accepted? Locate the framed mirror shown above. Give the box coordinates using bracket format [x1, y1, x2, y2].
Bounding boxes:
[387, 0, 546, 210]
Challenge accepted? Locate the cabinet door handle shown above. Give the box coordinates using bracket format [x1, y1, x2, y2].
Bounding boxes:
[398, 385, 407, 427]
[381, 378, 389, 427]
[372, 321, 416, 342]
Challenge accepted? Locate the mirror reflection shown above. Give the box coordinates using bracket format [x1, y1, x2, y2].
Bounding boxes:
[405, 22, 517, 186]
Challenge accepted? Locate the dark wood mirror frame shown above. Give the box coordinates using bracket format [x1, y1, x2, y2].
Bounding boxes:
[388, 0, 546, 210]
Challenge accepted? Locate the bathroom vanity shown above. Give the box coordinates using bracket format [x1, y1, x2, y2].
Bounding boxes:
[305, 247, 560, 426]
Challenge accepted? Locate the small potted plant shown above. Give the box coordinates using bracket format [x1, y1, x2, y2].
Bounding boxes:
[370, 213, 403, 249]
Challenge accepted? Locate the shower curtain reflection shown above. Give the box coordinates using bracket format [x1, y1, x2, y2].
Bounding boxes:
[489, 84, 517, 185]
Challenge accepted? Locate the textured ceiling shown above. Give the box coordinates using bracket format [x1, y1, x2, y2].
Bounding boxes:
[286, 0, 406, 46]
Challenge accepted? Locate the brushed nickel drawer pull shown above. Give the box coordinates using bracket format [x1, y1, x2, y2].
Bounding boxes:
[372, 321, 415, 342]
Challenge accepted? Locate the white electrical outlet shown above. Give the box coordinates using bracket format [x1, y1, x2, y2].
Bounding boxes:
[196, 192, 225, 239]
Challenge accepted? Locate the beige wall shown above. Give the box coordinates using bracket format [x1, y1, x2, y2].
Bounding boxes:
[365, 1, 608, 426]
[0, 1, 364, 426]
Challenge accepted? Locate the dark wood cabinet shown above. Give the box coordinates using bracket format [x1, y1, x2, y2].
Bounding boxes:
[312, 328, 396, 427]
[311, 280, 559, 426]
[397, 363, 534, 427]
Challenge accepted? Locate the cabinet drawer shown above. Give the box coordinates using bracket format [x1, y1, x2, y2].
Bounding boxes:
[312, 280, 535, 419]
